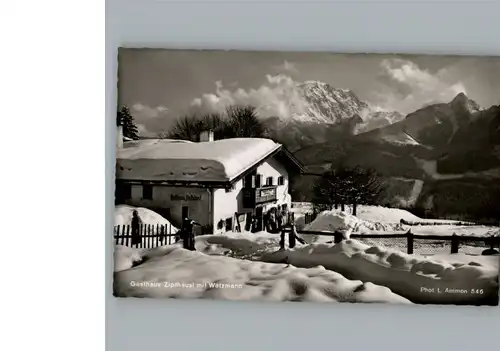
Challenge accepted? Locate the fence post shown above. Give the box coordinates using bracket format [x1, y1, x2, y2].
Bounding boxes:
[160, 225, 165, 244]
[147, 224, 152, 248]
[156, 224, 160, 246]
[121, 225, 127, 246]
[280, 228, 286, 250]
[259, 211, 264, 232]
[451, 233, 459, 254]
[407, 230, 413, 254]
[289, 225, 296, 249]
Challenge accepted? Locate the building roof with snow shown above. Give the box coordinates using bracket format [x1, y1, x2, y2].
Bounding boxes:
[116, 138, 305, 185]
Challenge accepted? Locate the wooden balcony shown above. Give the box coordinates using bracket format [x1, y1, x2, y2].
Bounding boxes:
[243, 186, 277, 208]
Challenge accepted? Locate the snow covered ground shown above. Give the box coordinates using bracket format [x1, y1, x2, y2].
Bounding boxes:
[298, 204, 499, 239]
[261, 240, 499, 305]
[113, 244, 411, 304]
[296, 204, 499, 256]
[113, 204, 498, 305]
[324, 204, 468, 225]
[410, 225, 499, 237]
[114, 228, 498, 305]
[352, 205, 421, 222]
[303, 210, 406, 239]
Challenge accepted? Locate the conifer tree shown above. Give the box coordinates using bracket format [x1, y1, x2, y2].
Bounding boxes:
[117, 105, 139, 140]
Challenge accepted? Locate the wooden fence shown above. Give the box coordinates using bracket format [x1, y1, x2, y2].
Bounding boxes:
[298, 211, 500, 254]
[114, 224, 177, 248]
[399, 219, 477, 226]
[114, 212, 499, 254]
[283, 228, 500, 255]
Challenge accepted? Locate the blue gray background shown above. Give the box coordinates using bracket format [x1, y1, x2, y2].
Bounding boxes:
[106, 1, 500, 350]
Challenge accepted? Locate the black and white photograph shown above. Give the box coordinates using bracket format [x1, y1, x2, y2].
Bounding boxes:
[113, 49, 500, 306]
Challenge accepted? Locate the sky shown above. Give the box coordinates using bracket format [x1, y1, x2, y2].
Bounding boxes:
[117, 49, 500, 136]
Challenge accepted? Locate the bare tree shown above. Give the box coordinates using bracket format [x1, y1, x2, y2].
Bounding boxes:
[165, 105, 268, 141]
[166, 114, 221, 141]
[223, 105, 268, 138]
[344, 166, 386, 216]
[312, 165, 386, 216]
[312, 168, 347, 212]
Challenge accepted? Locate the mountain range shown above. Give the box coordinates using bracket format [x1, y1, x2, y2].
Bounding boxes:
[263, 81, 500, 222]
[263, 81, 404, 151]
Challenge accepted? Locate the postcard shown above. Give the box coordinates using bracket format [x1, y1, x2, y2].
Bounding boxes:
[113, 49, 499, 306]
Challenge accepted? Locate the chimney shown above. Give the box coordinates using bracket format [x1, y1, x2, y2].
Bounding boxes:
[116, 114, 123, 149]
[199, 130, 214, 142]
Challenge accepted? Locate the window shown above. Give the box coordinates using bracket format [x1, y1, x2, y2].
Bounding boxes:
[243, 174, 253, 188]
[182, 206, 189, 220]
[142, 184, 153, 200]
[120, 183, 132, 200]
[277, 176, 284, 186]
[255, 174, 262, 188]
[266, 177, 273, 186]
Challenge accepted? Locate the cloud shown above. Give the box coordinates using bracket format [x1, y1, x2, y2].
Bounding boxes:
[374, 58, 467, 114]
[136, 123, 149, 135]
[273, 60, 298, 74]
[189, 74, 309, 119]
[132, 103, 169, 118]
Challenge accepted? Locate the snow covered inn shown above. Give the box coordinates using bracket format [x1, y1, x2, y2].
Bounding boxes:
[115, 128, 305, 234]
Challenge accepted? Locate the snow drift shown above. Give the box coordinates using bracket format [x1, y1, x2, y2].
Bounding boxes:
[352, 205, 422, 223]
[114, 245, 143, 272]
[301, 205, 499, 239]
[113, 245, 411, 304]
[114, 205, 177, 231]
[302, 210, 406, 243]
[261, 240, 499, 305]
[114, 205, 179, 251]
[114, 230, 498, 304]
[306, 204, 466, 225]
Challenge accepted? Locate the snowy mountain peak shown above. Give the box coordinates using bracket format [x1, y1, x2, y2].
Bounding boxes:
[276, 80, 404, 133]
[450, 92, 481, 113]
[294, 80, 370, 124]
